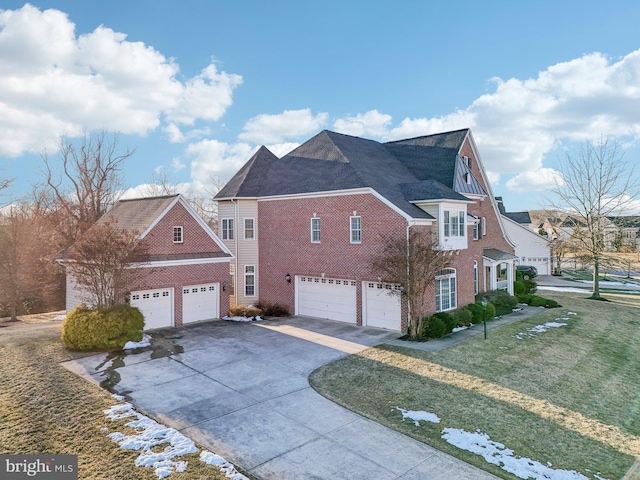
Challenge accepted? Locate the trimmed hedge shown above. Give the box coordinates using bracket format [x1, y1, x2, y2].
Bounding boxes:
[422, 315, 447, 339]
[518, 293, 561, 308]
[229, 305, 262, 318]
[514, 281, 525, 296]
[62, 304, 144, 351]
[477, 290, 518, 316]
[463, 302, 484, 323]
[453, 307, 473, 327]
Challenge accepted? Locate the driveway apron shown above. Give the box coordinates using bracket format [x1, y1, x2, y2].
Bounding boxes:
[63, 316, 499, 479]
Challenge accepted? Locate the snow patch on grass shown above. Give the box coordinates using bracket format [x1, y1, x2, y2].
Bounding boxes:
[513, 319, 569, 340]
[393, 406, 440, 426]
[442, 428, 608, 480]
[452, 326, 468, 333]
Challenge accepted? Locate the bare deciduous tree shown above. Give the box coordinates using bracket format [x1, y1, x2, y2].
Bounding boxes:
[40, 131, 134, 245]
[144, 169, 180, 197]
[65, 222, 149, 309]
[548, 136, 639, 299]
[370, 228, 454, 339]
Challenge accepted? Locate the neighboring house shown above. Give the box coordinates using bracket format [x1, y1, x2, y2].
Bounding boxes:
[495, 197, 535, 231]
[62, 194, 233, 330]
[501, 215, 552, 275]
[215, 128, 516, 332]
[607, 216, 640, 249]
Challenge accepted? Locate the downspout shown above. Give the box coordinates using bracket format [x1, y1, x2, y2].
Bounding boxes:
[231, 198, 239, 303]
[406, 220, 416, 332]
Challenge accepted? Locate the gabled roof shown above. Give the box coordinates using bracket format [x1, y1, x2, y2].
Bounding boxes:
[504, 212, 532, 224]
[483, 248, 518, 261]
[216, 129, 488, 219]
[96, 194, 179, 233]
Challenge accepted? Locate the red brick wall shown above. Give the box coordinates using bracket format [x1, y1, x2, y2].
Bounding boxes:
[126, 262, 230, 326]
[143, 201, 225, 255]
[258, 193, 409, 328]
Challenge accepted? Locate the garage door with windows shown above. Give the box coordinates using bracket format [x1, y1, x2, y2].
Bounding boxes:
[182, 283, 220, 324]
[363, 282, 401, 331]
[297, 276, 356, 323]
[131, 288, 173, 330]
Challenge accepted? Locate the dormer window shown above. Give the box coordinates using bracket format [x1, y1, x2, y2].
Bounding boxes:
[173, 226, 183, 243]
[444, 210, 465, 238]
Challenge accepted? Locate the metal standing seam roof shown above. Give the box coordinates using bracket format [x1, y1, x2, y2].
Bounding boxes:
[215, 128, 488, 219]
[483, 248, 519, 261]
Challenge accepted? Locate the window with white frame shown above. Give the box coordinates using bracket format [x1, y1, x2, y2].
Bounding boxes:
[435, 268, 456, 312]
[473, 222, 480, 240]
[444, 210, 465, 238]
[245, 265, 255, 297]
[311, 217, 321, 243]
[244, 218, 255, 240]
[173, 226, 183, 243]
[350, 216, 361, 243]
[473, 261, 478, 295]
[222, 218, 234, 240]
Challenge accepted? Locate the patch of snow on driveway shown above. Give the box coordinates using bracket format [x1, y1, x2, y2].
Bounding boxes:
[123, 334, 152, 350]
[200, 451, 248, 480]
[441, 428, 607, 480]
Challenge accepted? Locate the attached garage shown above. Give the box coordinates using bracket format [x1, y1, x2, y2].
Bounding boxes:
[362, 282, 401, 331]
[182, 283, 220, 324]
[522, 257, 551, 276]
[296, 276, 356, 323]
[131, 288, 174, 330]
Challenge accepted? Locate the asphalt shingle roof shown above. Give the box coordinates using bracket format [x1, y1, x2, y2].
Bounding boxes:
[216, 129, 488, 219]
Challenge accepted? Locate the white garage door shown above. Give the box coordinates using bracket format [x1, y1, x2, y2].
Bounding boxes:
[363, 282, 401, 331]
[131, 288, 173, 330]
[182, 283, 219, 324]
[297, 276, 356, 323]
[524, 257, 550, 276]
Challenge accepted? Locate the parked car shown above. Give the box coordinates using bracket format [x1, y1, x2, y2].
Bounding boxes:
[516, 265, 538, 280]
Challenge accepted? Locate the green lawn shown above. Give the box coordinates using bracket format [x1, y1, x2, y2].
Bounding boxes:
[0, 315, 242, 480]
[310, 291, 640, 480]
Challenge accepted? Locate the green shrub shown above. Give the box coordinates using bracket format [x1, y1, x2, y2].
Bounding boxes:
[422, 315, 447, 339]
[463, 302, 484, 323]
[255, 301, 290, 317]
[453, 307, 473, 327]
[229, 305, 263, 318]
[545, 298, 560, 308]
[484, 301, 496, 320]
[433, 312, 456, 333]
[62, 304, 144, 351]
[523, 280, 537, 294]
[513, 281, 525, 295]
[478, 290, 518, 315]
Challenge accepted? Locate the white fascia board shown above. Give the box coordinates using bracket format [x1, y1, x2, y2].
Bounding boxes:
[139, 194, 234, 256]
[464, 193, 488, 201]
[463, 131, 516, 249]
[257, 187, 433, 224]
[502, 215, 551, 243]
[214, 196, 259, 202]
[409, 198, 474, 205]
[130, 257, 232, 268]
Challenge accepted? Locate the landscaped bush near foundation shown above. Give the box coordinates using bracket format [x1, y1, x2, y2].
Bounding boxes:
[453, 307, 473, 327]
[463, 302, 484, 323]
[477, 290, 518, 316]
[517, 293, 561, 308]
[228, 305, 262, 318]
[514, 281, 525, 296]
[62, 304, 144, 351]
[422, 315, 447, 339]
[255, 301, 290, 317]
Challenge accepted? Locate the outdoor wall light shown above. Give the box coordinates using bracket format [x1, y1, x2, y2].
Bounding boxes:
[285, 273, 292, 284]
[222, 281, 227, 292]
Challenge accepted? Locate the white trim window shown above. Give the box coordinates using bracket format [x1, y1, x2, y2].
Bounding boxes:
[444, 210, 465, 238]
[244, 218, 255, 240]
[222, 218, 234, 240]
[435, 268, 456, 312]
[350, 216, 361, 243]
[311, 217, 321, 243]
[473, 222, 480, 240]
[473, 261, 478, 295]
[173, 226, 183, 243]
[245, 265, 255, 297]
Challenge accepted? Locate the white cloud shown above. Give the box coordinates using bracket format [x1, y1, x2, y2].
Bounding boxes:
[171, 157, 186, 171]
[505, 168, 562, 192]
[163, 123, 184, 143]
[266, 142, 299, 158]
[333, 110, 392, 137]
[186, 139, 256, 186]
[0, 4, 241, 156]
[239, 108, 328, 144]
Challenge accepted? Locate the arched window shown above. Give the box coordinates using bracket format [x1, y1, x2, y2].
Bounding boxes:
[435, 268, 456, 312]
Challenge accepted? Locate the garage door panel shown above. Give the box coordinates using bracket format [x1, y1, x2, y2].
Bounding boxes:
[183, 283, 219, 324]
[363, 282, 401, 331]
[131, 288, 173, 330]
[297, 276, 356, 324]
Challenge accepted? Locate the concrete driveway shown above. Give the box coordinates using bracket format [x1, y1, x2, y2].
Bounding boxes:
[64, 316, 498, 479]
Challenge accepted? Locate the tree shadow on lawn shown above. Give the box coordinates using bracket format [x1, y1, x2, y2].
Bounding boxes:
[309, 344, 636, 480]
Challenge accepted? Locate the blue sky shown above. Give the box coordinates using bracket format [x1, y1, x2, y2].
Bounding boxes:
[2, 1, 640, 212]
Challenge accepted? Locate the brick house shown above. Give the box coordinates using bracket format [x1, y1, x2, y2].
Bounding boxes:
[63, 194, 233, 330]
[215, 128, 516, 332]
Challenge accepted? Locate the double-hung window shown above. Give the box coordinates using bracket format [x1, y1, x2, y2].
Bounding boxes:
[350, 216, 361, 243]
[173, 226, 183, 243]
[245, 265, 255, 297]
[311, 218, 321, 243]
[244, 218, 254, 240]
[435, 268, 456, 312]
[222, 218, 234, 240]
[444, 210, 465, 238]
